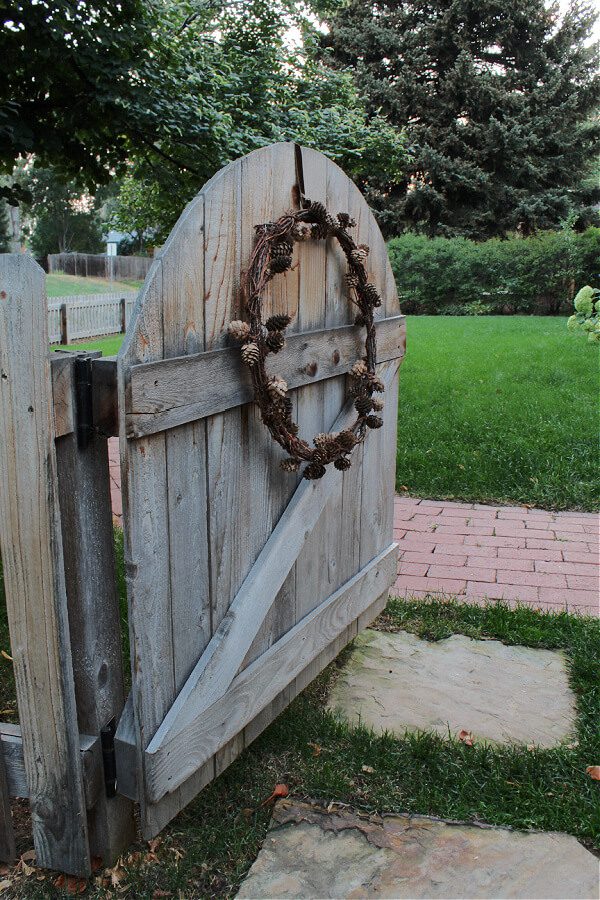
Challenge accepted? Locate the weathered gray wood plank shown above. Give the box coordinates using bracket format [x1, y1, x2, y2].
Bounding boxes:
[0, 255, 90, 876]
[125, 316, 404, 438]
[145, 544, 397, 801]
[55, 353, 135, 864]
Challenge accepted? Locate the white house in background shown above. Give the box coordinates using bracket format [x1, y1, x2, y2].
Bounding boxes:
[105, 230, 128, 256]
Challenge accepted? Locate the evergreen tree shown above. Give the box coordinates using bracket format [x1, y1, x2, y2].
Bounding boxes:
[321, 0, 600, 238]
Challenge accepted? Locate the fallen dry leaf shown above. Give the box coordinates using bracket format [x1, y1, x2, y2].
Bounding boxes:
[241, 807, 254, 820]
[1, 651, 12, 662]
[66, 875, 87, 895]
[0, 880, 11, 893]
[586, 765, 600, 781]
[260, 783, 289, 806]
[361, 765, 375, 774]
[458, 729, 474, 747]
[308, 742, 322, 757]
[566, 741, 579, 750]
[91, 855, 103, 873]
[399, 485, 409, 491]
[21, 850, 35, 862]
[147, 837, 162, 854]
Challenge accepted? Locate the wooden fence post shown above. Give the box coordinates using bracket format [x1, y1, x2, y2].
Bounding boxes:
[54, 351, 136, 864]
[60, 302, 69, 345]
[120, 296, 127, 334]
[0, 255, 90, 875]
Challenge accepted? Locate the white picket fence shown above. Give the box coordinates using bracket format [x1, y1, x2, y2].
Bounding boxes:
[48, 292, 137, 343]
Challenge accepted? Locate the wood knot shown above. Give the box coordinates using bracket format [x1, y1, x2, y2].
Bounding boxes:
[332, 350, 340, 365]
[305, 361, 318, 377]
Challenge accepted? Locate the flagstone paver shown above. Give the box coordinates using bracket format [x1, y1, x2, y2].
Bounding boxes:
[237, 800, 599, 899]
[108, 439, 599, 615]
[326, 629, 576, 747]
[393, 496, 599, 616]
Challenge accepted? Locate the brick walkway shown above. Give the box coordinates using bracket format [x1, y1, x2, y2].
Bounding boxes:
[394, 496, 598, 616]
[108, 440, 598, 616]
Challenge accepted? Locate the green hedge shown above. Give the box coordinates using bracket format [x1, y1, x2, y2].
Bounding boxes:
[387, 228, 600, 315]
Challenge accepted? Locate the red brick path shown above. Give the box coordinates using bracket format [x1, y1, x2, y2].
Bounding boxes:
[108, 440, 598, 616]
[394, 496, 598, 616]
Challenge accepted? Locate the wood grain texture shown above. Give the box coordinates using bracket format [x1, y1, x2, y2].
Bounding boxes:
[0, 255, 90, 876]
[126, 317, 404, 438]
[145, 544, 397, 801]
[55, 353, 135, 864]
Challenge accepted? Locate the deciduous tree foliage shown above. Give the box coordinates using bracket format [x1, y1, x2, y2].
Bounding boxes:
[1, 0, 407, 240]
[321, 0, 600, 238]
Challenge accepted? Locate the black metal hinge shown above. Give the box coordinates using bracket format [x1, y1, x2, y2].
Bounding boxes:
[74, 356, 94, 450]
[100, 718, 117, 798]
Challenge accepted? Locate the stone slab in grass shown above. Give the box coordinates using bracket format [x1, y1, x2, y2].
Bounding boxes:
[237, 801, 598, 899]
[327, 629, 576, 747]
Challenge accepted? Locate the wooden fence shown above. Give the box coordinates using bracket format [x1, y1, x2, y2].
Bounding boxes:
[48, 293, 137, 344]
[0, 143, 404, 878]
[48, 252, 152, 281]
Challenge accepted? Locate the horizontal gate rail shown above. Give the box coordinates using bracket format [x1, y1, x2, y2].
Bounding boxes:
[144, 544, 397, 801]
[48, 314, 404, 440]
[0, 725, 103, 809]
[126, 315, 405, 438]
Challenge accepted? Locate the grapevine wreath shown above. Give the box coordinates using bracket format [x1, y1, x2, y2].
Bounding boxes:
[228, 199, 384, 480]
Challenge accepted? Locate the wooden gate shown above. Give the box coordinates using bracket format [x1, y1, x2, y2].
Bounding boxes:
[115, 143, 405, 837]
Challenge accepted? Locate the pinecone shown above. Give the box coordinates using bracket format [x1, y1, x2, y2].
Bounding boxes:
[351, 360, 369, 379]
[267, 375, 288, 399]
[363, 283, 381, 307]
[228, 320, 251, 342]
[270, 255, 292, 274]
[350, 247, 368, 266]
[271, 241, 293, 258]
[355, 396, 373, 416]
[280, 457, 300, 473]
[303, 461, 327, 480]
[291, 222, 312, 242]
[313, 432, 332, 449]
[347, 272, 359, 289]
[266, 331, 285, 353]
[282, 396, 293, 417]
[337, 212, 356, 229]
[308, 200, 327, 222]
[265, 313, 292, 331]
[311, 222, 328, 240]
[366, 414, 383, 429]
[372, 397, 384, 412]
[289, 421, 300, 435]
[334, 456, 352, 471]
[337, 430, 357, 451]
[241, 342, 260, 366]
[369, 374, 385, 393]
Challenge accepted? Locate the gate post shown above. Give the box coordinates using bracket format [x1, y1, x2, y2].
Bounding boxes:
[54, 351, 136, 864]
[0, 255, 90, 875]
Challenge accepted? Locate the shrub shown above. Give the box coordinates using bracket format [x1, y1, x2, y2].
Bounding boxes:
[387, 227, 600, 315]
[567, 286, 600, 343]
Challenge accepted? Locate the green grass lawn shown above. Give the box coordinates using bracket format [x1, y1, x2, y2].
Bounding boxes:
[46, 272, 142, 297]
[398, 316, 599, 511]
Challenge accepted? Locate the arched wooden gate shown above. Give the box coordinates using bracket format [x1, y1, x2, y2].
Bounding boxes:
[115, 143, 405, 837]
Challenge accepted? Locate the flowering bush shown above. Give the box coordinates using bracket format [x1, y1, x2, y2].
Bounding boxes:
[567, 286, 600, 343]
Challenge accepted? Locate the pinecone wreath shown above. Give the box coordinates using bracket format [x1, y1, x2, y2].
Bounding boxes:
[228, 199, 385, 480]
